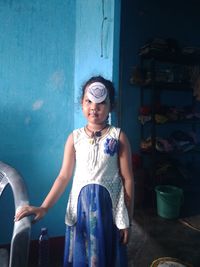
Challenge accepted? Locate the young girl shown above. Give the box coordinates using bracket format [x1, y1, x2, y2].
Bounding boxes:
[15, 75, 134, 267]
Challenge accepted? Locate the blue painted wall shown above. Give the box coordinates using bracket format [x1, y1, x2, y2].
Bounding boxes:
[0, 0, 120, 244]
[73, 0, 120, 128]
[120, 0, 200, 151]
[0, 0, 76, 244]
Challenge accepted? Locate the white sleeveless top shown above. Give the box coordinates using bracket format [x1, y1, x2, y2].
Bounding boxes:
[65, 125, 129, 229]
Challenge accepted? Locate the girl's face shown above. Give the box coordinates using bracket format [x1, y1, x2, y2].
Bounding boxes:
[82, 85, 111, 125]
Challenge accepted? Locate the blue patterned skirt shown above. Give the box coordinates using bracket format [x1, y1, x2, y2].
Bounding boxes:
[63, 184, 128, 267]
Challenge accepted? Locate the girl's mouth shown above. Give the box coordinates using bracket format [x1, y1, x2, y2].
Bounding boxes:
[90, 113, 98, 117]
[90, 111, 98, 116]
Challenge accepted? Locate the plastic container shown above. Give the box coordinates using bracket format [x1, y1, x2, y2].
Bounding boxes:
[38, 227, 49, 267]
[155, 185, 183, 219]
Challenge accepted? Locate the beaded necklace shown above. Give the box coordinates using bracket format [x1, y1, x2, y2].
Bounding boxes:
[85, 124, 108, 138]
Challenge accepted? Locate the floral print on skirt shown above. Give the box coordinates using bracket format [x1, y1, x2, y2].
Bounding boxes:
[63, 184, 128, 267]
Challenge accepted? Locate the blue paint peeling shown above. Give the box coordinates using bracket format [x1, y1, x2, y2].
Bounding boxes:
[0, 0, 75, 243]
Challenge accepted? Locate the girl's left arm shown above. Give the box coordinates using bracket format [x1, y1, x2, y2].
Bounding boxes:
[118, 131, 134, 244]
[119, 131, 134, 224]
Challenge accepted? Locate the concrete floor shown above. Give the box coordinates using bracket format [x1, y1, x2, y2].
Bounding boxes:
[27, 210, 200, 267]
[127, 209, 200, 267]
[27, 198, 200, 267]
[27, 213, 200, 267]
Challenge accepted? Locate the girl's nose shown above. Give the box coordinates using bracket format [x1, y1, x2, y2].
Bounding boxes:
[90, 103, 98, 110]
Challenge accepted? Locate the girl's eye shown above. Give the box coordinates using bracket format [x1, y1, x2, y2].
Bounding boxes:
[85, 99, 92, 104]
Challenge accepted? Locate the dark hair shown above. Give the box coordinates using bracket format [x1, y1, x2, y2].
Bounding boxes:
[81, 75, 115, 110]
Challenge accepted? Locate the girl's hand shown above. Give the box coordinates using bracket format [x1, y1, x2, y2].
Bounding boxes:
[119, 228, 131, 245]
[14, 205, 48, 223]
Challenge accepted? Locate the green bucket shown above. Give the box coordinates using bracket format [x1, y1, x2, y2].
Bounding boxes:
[155, 185, 183, 219]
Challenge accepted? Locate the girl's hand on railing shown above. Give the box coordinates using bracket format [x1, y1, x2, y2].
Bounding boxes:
[14, 205, 48, 223]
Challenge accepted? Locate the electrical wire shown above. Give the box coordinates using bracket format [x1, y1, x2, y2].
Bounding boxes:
[101, 0, 107, 57]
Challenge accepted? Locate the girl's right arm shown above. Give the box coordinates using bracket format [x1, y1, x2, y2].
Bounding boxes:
[15, 133, 75, 222]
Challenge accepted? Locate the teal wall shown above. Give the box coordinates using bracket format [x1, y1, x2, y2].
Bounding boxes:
[0, 0, 120, 244]
[74, 0, 120, 128]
